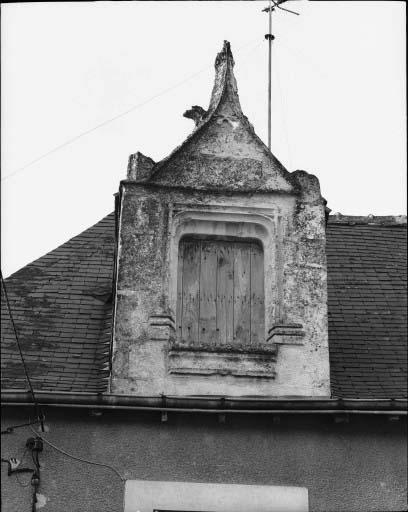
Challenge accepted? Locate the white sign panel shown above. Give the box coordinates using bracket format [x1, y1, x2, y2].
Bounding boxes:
[124, 480, 309, 512]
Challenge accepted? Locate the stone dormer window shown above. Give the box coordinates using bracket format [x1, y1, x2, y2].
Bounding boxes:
[165, 207, 281, 381]
[176, 237, 264, 346]
[112, 41, 330, 396]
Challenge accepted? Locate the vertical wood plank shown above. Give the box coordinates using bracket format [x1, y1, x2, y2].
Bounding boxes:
[181, 240, 201, 343]
[199, 241, 218, 344]
[179, 237, 265, 347]
[233, 242, 251, 344]
[216, 242, 234, 345]
[250, 243, 265, 345]
[176, 241, 184, 340]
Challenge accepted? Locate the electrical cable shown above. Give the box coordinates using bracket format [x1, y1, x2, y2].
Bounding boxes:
[31, 451, 38, 470]
[235, 40, 265, 77]
[14, 448, 31, 488]
[1, 69, 208, 183]
[1, 418, 44, 436]
[1, 271, 45, 432]
[237, 39, 264, 63]
[2, 37, 261, 183]
[19, 447, 28, 467]
[29, 427, 125, 483]
[1, 271, 37, 406]
[31, 451, 40, 511]
[278, 40, 329, 81]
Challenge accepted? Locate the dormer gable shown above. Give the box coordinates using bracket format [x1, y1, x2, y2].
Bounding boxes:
[136, 41, 295, 193]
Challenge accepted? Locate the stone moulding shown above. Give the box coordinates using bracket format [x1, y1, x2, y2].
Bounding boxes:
[170, 341, 278, 355]
[267, 324, 305, 345]
[167, 341, 277, 379]
[164, 206, 304, 382]
[148, 314, 175, 342]
[167, 207, 278, 341]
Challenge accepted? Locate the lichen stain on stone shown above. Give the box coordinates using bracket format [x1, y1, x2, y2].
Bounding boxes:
[111, 41, 331, 397]
[112, 174, 330, 395]
[148, 41, 293, 193]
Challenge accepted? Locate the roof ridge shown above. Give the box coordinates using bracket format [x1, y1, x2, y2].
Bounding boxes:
[328, 214, 407, 226]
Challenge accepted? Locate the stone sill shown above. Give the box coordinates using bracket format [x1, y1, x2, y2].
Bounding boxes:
[169, 341, 278, 356]
[168, 342, 277, 379]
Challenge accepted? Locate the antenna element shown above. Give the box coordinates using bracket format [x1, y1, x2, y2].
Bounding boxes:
[263, 0, 299, 151]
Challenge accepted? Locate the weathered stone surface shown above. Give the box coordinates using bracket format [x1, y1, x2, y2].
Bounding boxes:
[111, 41, 330, 397]
[127, 151, 155, 181]
[147, 41, 296, 193]
[183, 105, 207, 126]
[168, 349, 277, 379]
[111, 182, 330, 396]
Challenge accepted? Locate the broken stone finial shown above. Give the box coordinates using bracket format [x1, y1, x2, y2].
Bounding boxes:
[183, 105, 207, 126]
[215, 40, 235, 69]
[127, 152, 155, 181]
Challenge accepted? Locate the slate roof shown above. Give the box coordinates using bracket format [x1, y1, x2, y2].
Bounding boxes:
[1, 214, 115, 393]
[1, 213, 407, 398]
[326, 216, 407, 398]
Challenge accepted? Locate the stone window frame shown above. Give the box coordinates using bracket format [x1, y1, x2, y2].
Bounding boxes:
[168, 206, 278, 345]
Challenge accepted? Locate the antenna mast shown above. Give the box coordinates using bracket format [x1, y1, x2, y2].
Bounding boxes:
[263, 0, 299, 151]
[265, 0, 274, 151]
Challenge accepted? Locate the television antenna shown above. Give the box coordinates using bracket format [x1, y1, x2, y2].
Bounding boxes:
[263, 0, 299, 151]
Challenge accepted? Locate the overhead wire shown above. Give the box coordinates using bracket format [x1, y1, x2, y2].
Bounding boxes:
[2, 37, 262, 183]
[1, 418, 44, 436]
[1, 69, 208, 183]
[236, 38, 264, 64]
[279, 40, 329, 81]
[1, 271, 37, 406]
[0, 270, 45, 433]
[29, 426, 125, 484]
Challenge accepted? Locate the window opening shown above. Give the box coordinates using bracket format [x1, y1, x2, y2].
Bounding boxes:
[177, 238, 264, 345]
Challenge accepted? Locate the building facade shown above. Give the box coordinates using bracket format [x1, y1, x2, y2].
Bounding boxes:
[1, 41, 407, 512]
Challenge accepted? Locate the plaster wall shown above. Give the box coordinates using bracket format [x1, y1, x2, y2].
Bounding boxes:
[112, 181, 330, 397]
[1, 408, 406, 512]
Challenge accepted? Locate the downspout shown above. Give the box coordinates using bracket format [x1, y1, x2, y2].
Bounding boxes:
[108, 184, 124, 393]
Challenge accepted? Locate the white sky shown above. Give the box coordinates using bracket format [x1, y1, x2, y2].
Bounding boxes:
[1, 1, 406, 277]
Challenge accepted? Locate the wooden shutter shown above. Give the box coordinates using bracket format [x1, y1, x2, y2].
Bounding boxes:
[177, 238, 264, 345]
[178, 240, 201, 344]
[216, 242, 234, 345]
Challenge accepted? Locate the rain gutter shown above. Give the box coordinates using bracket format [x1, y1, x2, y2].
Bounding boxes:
[1, 391, 406, 415]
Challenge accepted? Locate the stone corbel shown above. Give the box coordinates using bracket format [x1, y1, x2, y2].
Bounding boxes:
[148, 315, 176, 342]
[267, 324, 305, 345]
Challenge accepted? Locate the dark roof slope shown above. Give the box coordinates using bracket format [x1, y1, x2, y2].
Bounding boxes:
[326, 216, 407, 398]
[1, 214, 406, 398]
[1, 213, 115, 393]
